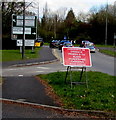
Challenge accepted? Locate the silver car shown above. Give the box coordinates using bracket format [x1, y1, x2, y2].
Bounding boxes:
[86, 44, 96, 53]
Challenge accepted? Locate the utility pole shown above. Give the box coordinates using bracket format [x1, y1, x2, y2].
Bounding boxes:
[105, 0, 108, 45]
[114, 2, 116, 47]
[22, 0, 25, 59]
[114, 33, 116, 47]
[54, 15, 57, 39]
[37, 2, 39, 37]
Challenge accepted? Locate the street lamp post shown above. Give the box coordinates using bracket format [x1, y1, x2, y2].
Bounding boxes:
[105, 0, 108, 45]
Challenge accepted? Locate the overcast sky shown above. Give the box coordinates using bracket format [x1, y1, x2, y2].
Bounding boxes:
[24, 0, 115, 17]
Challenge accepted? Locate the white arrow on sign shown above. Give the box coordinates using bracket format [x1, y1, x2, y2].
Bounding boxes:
[13, 19, 16, 22]
[114, 35, 116, 39]
[32, 32, 36, 35]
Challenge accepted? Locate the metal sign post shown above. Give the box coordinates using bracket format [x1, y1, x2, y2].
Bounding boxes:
[11, 13, 37, 59]
[22, 1, 25, 59]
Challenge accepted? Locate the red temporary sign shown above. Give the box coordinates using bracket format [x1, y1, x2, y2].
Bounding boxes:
[62, 47, 92, 67]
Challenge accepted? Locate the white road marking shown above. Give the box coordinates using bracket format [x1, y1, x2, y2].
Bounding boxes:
[18, 75, 24, 77]
[36, 71, 44, 73]
[36, 67, 50, 69]
[8, 69, 17, 71]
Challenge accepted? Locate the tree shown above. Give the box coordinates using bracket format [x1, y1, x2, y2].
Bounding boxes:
[64, 8, 76, 39]
[77, 12, 89, 22]
[65, 8, 76, 26]
[2, 2, 24, 36]
[39, 3, 67, 41]
[88, 3, 116, 44]
[1, 1, 35, 49]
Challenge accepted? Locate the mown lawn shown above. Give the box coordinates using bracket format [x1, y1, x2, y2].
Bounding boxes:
[99, 49, 116, 57]
[95, 44, 116, 57]
[0, 76, 2, 85]
[38, 71, 115, 111]
[95, 44, 115, 48]
[1, 48, 41, 62]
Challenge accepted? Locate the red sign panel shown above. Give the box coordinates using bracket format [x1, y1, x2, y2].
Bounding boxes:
[62, 47, 92, 67]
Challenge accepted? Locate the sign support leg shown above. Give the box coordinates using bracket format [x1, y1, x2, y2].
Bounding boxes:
[80, 67, 84, 81]
[85, 68, 88, 89]
[32, 46, 34, 53]
[65, 66, 70, 83]
[20, 46, 22, 53]
[64, 67, 88, 88]
[69, 67, 73, 88]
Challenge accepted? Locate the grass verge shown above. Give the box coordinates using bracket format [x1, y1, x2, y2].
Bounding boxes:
[99, 49, 116, 57]
[38, 71, 115, 111]
[96, 44, 115, 48]
[0, 76, 2, 85]
[44, 42, 49, 46]
[95, 44, 116, 57]
[1, 47, 41, 62]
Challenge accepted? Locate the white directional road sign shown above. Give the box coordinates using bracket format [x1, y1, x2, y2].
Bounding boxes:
[17, 40, 35, 46]
[13, 27, 31, 34]
[12, 15, 37, 40]
[114, 35, 116, 39]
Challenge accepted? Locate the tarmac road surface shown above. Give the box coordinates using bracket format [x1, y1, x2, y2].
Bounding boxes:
[54, 48, 115, 76]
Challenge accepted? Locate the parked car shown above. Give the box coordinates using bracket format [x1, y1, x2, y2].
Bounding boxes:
[86, 44, 96, 53]
[80, 40, 95, 52]
[58, 40, 69, 50]
[63, 42, 74, 47]
[49, 40, 60, 48]
[59, 41, 74, 52]
[35, 38, 44, 47]
[82, 40, 90, 44]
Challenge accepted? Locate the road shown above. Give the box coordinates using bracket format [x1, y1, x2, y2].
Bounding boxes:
[2, 49, 115, 77]
[2, 62, 67, 77]
[89, 50, 115, 76]
[53, 48, 115, 76]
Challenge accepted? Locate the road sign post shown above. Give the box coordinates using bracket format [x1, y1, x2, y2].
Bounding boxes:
[12, 14, 37, 59]
[22, 2, 25, 59]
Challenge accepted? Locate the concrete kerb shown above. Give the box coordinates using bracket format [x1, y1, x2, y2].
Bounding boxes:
[1, 98, 115, 118]
[10, 59, 59, 68]
[52, 49, 63, 62]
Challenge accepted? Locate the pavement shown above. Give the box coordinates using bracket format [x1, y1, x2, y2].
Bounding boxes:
[1, 45, 115, 119]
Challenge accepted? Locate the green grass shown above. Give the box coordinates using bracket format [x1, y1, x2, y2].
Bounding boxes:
[0, 76, 2, 85]
[1, 48, 41, 62]
[0, 50, 2, 62]
[95, 44, 116, 57]
[99, 49, 116, 57]
[44, 42, 49, 46]
[96, 44, 115, 48]
[38, 71, 115, 111]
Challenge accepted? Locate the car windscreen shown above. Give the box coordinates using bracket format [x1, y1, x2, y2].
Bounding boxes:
[64, 43, 72, 46]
